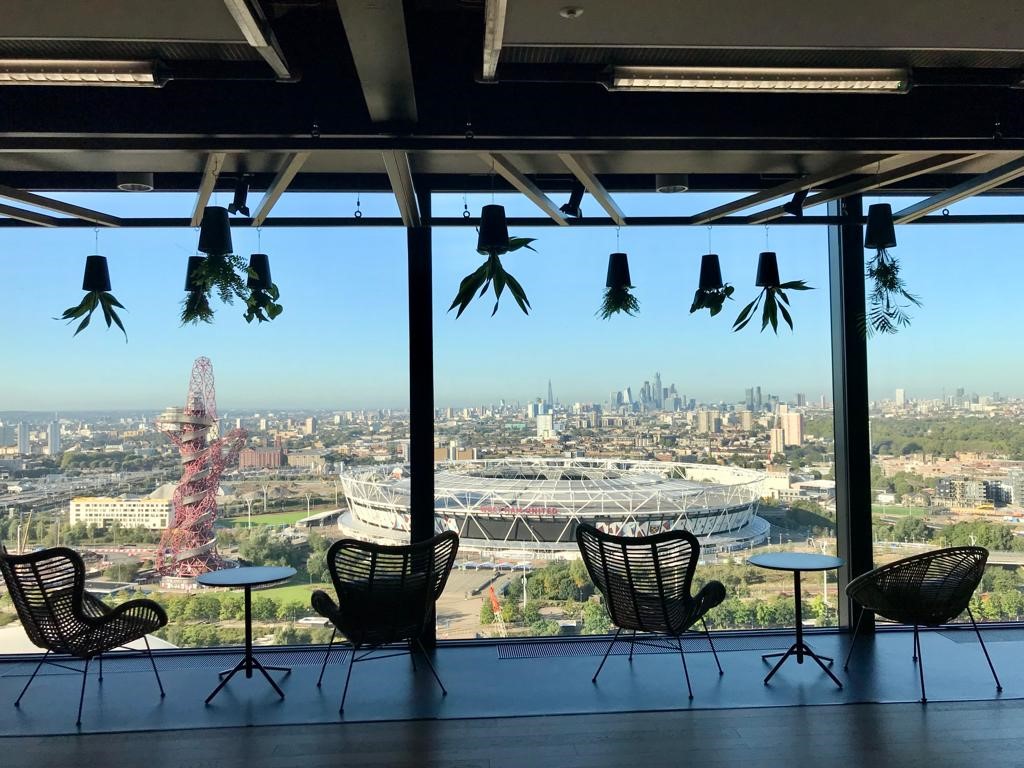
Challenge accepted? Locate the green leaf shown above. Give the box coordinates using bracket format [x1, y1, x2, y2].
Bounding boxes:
[503, 272, 531, 314]
[778, 301, 793, 330]
[267, 303, 283, 320]
[506, 237, 536, 253]
[732, 292, 762, 331]
[73, 314, 91, 336]
[778, 280, 812, 291]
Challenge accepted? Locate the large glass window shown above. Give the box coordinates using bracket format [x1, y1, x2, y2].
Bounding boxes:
[430, 192, 836, 639]
[0, 193, 408, 651]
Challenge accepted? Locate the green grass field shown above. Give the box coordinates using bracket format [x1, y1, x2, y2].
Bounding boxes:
[872, 505, 931, 518]
[257, 582, 331, 604]
[217, 510, 308, 528]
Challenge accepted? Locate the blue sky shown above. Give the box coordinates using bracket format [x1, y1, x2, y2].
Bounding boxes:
[1, 190, 1019, 412]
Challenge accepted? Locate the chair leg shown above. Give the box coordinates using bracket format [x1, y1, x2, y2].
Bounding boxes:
[413, 639, 447, 696]
[14, 650, 49, 708]
[843, 605, 865, 671]
[408, 640, 418, 672]
[143, 636, 165, 697]
[592, 627, 622, 683]
[701, 618, 723, 675]
[675, 636, 693, 699]
[77, 659, 90, 727]
[914, 626, 927, 704]
[967, 606, 1003, 692]
[97, 652, 102, 683]
[317, 628, 336, 688]
[339, 646, 356, 714]
[628, 630, 636, 662]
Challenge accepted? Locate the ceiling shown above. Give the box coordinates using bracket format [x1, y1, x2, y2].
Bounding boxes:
[1, 0, 1024, 222]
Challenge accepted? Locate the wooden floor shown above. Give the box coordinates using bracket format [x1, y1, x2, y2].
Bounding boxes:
[7, 699, 1024, 768]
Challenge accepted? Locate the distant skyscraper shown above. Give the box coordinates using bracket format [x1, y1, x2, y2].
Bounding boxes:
[744, 388, 754, 409]
[895, 388, 906, 408]
[17, 422, 29, 455]
[536, 413, 555, 439]
[770, 427, 786, 457]
[754, 386, 763, 410]
[47, 420, 60, 455]
[653, 372, 663, 409]
[547, 379, 554, 409]
[783, 412, 804, 446]
[526, 402, 539, 418]
[795, 393, 806, 407]
[303, 416, 317, 435]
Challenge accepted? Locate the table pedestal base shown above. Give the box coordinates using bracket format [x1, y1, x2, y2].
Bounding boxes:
[205, 656, 291, 704]
[762, 643, 842, 688]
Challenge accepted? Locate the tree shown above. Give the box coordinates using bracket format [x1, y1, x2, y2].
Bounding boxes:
[892, 516, 931, 542]
[479, 600, 495, 625]
[251, 595, 279, 622]
[306, 531, 332, 584]
[581, 600, 612, 635]
[278, 600, 307, 622]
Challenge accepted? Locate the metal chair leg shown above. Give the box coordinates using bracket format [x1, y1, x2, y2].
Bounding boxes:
[967, 606, 1003, 692]
[408, 640, 418, 672]
[914, 626, 927, 703]
[701, 618, 723, 675]
[591, 627, 622, 683]
[413, 639, 447, 696]
[76, 659, 90, 726]
[843, 605, 865, 671]
[339, 646, 356, 714]
[14, 650, 49, 708]
[143, 636, 165, 697]
[317, 628, 336, 688]
[675, 637, 693, 699]
[97, 653, 103, 683]
[628, 630, 636, 662]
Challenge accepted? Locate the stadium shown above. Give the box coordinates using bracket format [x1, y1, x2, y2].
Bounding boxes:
[338, 458, 769, 558]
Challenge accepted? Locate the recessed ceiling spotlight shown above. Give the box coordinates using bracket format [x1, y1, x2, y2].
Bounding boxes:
[559, 6, 584, 19]
[655, 173, 689, 193]
[116, 172, 154, 192]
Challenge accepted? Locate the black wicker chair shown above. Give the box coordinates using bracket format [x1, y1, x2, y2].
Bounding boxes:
[575, 523, 726, 699]
[844, 546, 1001, 702]
[0, 545, 167, 725]
[311, 531, 459, 713]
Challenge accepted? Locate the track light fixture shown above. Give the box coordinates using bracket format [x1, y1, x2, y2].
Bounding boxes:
[228, 175, 251, 217]
[782, 189, 809, 218]
[559, 180, 585, 217]
[0, 59, 161, 86]
[609, 66, 910, 94]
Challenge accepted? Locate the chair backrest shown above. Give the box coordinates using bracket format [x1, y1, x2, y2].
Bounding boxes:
[0, 547, 87, 653]
[325, 531, 459, 646]
[575, 523, 700, 634]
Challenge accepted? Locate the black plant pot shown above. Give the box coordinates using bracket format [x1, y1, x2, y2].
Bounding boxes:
[698, 254, 723, 290]
[606, 252, 631, 288]
[82, 254, 111, 292]
[184, 255, 206, 291]
[755, 252, 781, 288]
[198, 206, 233, 255]
[865, 203, 897, 249]
[477, 204, 509, 255]
[247, 253, 272, 290]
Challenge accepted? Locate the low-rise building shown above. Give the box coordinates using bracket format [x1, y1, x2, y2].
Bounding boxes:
[70, 495, 174, 530]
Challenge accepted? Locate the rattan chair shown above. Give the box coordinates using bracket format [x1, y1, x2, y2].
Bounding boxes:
[311, 531, 459, 713]
[844, 546, 1001, 702]
[575, 523, 726, 699]
[0, 545, 167, 725]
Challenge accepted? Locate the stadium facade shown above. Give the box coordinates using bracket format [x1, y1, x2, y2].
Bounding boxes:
[339, 458, 769, 558]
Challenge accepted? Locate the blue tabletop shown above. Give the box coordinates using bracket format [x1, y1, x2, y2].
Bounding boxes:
[196, 566, 296, 588]
[747, 552, 845, 572]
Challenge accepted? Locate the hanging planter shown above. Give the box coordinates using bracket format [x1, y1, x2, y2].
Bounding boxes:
[733, 252, 812, 333]
[689, 254, 734, 316]
[243, 253, 283, 323]
[864, 203, 920, 335]
[181, 255, 214, 324]
[598, 252, 640, 318]
[449, 204, 535, 317]
[57, 254, 127, 342]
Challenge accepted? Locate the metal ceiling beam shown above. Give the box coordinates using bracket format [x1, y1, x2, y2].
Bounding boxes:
[190, 152, 227, 227]
[0, 203, 60, 227]
[558, 153, 626, 226]
[382, 150, 420, 227]
[0, 184, 119, 226]
[482, 0, 508, 81]
[748, 153, 984, 224]
[691, 155, 890, 225]
[894, 155, 1024, 223]
[222, 0, 291, 79]
[481, 153, 567, 225]
[251, 152, 310, 226]
[335, 0, 418, 123]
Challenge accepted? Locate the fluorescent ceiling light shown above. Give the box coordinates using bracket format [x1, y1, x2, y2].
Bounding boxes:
[610, 66, 910, 94]
[0, 59, 159, 86]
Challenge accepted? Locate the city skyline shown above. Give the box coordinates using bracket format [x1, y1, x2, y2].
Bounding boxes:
[5, 191, 1021, 410]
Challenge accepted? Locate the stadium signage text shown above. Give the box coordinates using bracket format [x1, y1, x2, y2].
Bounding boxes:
[479, 505, 559, 516]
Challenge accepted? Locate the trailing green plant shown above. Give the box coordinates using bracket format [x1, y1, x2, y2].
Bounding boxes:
[865, 248, 920, 335]
[58, 291, 127, 342]
[244, 279, 283, 323]
[598, 285, 640, 318]
[733, 281, 812, 333]
[181, 289, 214, 325]
[449, 237, 535, 317]
[689, 284, 734, 316]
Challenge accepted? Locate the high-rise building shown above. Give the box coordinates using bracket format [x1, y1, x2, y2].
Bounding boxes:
[47, 420, 60, 455]
[17, 422, 29, 455]
[895, 388, 906, 408]
[303, 416, 317, 435]
[526, 402, 539, 418]
[754, 386, 763, 410]
[795, 393, 806, 407]
[783, 412, 804, 446]
[744, 388, 754, 409]
[653, 372, 662, 409]
[770, 427, 786, 457]
[740, 410, 754, 431]
[547, 379, 554, 410]
[536, 413, 555, 439]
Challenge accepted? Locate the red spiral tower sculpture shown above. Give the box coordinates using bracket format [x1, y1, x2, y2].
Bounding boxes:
[156, 357, 246, 576]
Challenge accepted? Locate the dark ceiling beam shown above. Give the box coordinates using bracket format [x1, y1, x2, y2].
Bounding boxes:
[482, 153, 567, 224]
[0, 203, 60, 227]
[252, 152, 310, 226]
[558, 153, 627, 226]
[222, 0, 292, 79]
[894, 155, 1024, 223]
[481, 0, 507, 81]
[335, 0, 417, 123]
[747, 153, 985, 224]
[382, 150, 420, 227]
[691, 155, 891, 224]
[0, 184, 119, 226]
[191, 153, 227, 227]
